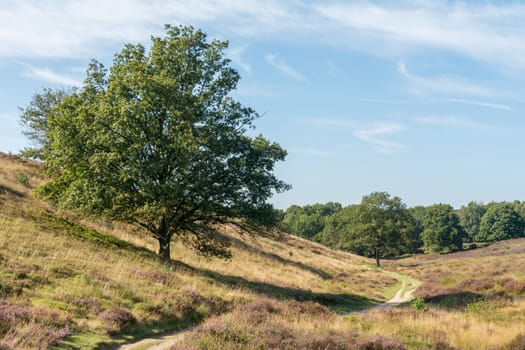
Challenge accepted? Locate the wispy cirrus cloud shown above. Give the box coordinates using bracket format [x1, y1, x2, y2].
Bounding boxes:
[397, 61, 494, 97]
[314, 2, 525, 69]
[227, 46, 252, 75]
[302, 117, 406, 154]
[0, 0, 301, 59]
[414, 116, 488, 130]
[5, 1, 525, 73]
[355, 123, 406, 154]
[447, 98, 511, 110]
[23, 66, 82, 86]
[265, 53, 308, 82]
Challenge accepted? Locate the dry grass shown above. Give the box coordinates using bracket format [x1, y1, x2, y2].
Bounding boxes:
[0, 153, 395, 349]
[343, 300, 525, 350]
[2, 152, 524, 350]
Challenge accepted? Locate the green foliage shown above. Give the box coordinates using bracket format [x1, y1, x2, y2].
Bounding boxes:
[408, 206, 426, 227]
[37, 25, 290, 261]
[458, 201, 486, 242]
[411, 297, 428, 311]
[422, 204, 465, 253]
[465, 300, 494, 314]
[279, 202, 342, 240]
[15, 171, 29, 187]
[322, 192, 420, 266]
[477, 203, 525, 242]
[19, 88, 70, 160]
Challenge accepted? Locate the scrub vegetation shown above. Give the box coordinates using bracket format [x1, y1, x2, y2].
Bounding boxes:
[1, 152, 524, 349]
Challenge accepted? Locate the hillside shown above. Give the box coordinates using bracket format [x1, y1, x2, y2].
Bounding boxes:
[1, 153, 524, 350]
[0, 153, 401, 349]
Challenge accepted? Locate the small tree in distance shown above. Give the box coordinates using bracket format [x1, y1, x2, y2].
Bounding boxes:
[477, 203, 524, 242]
[34, 25, 290, 262]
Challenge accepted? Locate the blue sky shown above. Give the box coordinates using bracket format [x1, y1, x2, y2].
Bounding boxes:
[1, 0, 525, 209]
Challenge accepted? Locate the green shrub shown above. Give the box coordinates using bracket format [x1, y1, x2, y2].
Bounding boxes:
[15, 171, 29, 187]
[411, 297, 428, 311]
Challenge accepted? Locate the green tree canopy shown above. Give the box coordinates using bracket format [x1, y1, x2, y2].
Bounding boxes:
[477, 203, 525, 242]
[422, 204, 465, 253]
[322, 192, 420, 266]
[279, 202, 342, 240]
[35, 25, 290, 261]
[458, 201, 486, 242]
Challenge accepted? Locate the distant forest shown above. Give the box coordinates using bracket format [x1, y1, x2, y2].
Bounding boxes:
[278, 192, 525, 263]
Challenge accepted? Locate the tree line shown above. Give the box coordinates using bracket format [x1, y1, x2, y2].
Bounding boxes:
[279, 192, 525, 266]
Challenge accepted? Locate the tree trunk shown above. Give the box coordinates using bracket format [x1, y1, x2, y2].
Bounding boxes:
[158, 234, 171, 262]
[157, 216, 171, 262]
[375, 247, 380, 267]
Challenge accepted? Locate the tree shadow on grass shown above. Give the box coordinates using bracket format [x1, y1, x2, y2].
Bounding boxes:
[0, 183, 26, 198]
[424, 291, 484, 310]
[222, 233, 332, 280]
[36, 211, 378, 311]
[168, 259, 378, 312]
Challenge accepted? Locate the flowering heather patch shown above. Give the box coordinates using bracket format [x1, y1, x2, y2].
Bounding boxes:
[354, 335, 406, 350]
[98, 306, 136, 334]
[178, 297, 407, 350]
[500, 278, 525, 295]
[0, 301, 71, 349]
[1, 323, 70, 350]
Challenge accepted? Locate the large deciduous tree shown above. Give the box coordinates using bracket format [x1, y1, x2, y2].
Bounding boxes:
[323, 192, 419, 266]
[36, 25, 290, 261]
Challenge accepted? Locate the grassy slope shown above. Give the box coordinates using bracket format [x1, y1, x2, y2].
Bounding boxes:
[0, 153, 397, 349]
[1, 153, 524, 350]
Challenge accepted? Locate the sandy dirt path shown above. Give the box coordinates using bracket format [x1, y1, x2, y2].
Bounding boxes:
[339, 279, 418, 316]
[118, 327, 192, 350]
[120, 280, 418, 349]
[363, 280, 416, 312]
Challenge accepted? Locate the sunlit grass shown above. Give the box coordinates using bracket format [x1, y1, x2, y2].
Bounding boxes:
[2, 152, 524, 349]
[0, 153, 394, 349]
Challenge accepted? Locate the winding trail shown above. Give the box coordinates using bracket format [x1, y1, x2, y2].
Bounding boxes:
[119, 278, 418, 349]
[119, 328, 192, 350]
[360, 280, 416, 313]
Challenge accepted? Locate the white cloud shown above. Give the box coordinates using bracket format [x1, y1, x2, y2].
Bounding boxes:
[0, 0, 300, 59]
[23, 66, 82, 87]
[315, 2, 525, 69]
[414, 116, 488, 130]
[398, 61, 495, 97]
[355, 123, 406, 154]
[447, 98, 511, 110]
[265, 53, 308, 82]
[227, 46, 251, 75]
[4, 1, 525, 73]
